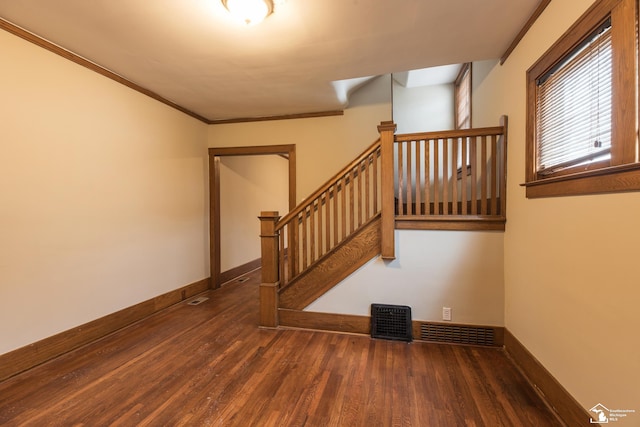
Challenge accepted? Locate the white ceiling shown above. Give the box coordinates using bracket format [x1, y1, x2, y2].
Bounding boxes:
[0, 0, 540, 122]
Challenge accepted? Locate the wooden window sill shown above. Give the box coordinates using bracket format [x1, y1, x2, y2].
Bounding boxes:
[522, 163, 640, 198]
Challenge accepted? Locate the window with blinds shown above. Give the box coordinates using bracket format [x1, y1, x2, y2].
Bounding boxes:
[525, 0, 639, 198]
[535, 19, 612, 175]
[455, 63, 471, 130]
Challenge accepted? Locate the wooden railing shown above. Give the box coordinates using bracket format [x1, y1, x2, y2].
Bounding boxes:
[279, 139, 382, 284]
[393, 116, 507, 230]
[259, 118, 507, 327]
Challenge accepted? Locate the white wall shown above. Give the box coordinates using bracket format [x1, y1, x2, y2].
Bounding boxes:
[0, 30, 209, 355]
[219, 155, 289, 271]
[472, 0, 640, 413]
[392, 81, 454, 134]
[307, 230, 504, 325]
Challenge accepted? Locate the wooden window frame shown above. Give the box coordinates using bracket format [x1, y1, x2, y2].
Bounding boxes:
[208, 145, 296, 289]
[524, 0, 640, 198]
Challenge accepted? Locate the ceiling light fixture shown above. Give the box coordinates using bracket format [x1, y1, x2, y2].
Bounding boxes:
[222, 0, 274, 26]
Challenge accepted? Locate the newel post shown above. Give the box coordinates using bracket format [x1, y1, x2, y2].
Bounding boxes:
[259, 211, 280, 328]
[378, 121, 397, 260]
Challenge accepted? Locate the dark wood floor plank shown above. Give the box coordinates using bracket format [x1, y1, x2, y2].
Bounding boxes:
[0, 268, 562, 426]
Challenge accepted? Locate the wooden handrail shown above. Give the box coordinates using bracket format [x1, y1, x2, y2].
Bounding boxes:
[273, 134, 384, 287]
[395, 126, 505, 142]
[276, 138, 381, 230]
[392, 116, 508, 229]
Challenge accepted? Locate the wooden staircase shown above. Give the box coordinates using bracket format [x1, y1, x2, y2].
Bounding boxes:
[259, 118, 508, 329]
[279, 215, 381, 310]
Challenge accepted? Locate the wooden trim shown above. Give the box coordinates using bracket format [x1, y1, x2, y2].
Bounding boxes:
[0, 18, 342, 125]
[500, 0, 553, 64]
[259, 211, 280, 328]
[208, 110, 344, 125]
[412, 321, 504, 347]
[279, 215, 381, 310]
[208, 144, 298, 157]
[499, 115, 509, 216]
[528, 0, 623, 78]
[210, 156, 221, 288]
[504, 329, 597, 426]
[276, 139, 380, 228]
[278, 309, 371, 335]
[208, 144, 297, 210]
[379, 121, 397, 259]
[525, 0, 639, 197]
[395, 217, 506, 231]
[395, 126, 504, 142]
[260, 283, 280, 329]
[288, 148, 297, 215]
[610, 0, 637, 165]
[523, 162, 640, 198]
[219, 257, 261, 285]
[278, 310, 505, 349]
[0, 278, 210, 382]
[0, 18, 209, 124]
[208, 145, 296, 288]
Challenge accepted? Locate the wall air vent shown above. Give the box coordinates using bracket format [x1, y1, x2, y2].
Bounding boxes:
[371, 304, 412, 342]
[420, 323, 495, 346]
[187, 296, 209, 306]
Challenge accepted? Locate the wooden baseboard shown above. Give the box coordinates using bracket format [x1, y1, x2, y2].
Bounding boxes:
[279, 309, 371, 335]
[0, 277, 210, 382]
[279, 309, 504, 348]
[504, 329, 596, 426]
[220, 258, 261, 285]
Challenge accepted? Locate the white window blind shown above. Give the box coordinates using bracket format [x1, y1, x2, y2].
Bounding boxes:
[536, 19, 612, 175]
[455, 65, 471, 130]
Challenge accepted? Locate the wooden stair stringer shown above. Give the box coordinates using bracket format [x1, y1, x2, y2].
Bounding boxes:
[279, 215, 382, 310]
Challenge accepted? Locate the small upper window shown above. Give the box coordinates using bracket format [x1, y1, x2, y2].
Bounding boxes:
[454, 63, 472, 130]
[525, 0, 639, 198]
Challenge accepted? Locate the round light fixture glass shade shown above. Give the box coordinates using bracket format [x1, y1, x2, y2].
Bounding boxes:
[222, 0, 273, 25]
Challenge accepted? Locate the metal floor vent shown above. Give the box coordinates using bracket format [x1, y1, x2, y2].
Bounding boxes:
[371, 304, 412, 342]
[420, 323, 495, 346]
[187, 296, 209, 306]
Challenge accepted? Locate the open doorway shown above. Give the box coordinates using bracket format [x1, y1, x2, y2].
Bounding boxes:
[208, 145, 296, 288]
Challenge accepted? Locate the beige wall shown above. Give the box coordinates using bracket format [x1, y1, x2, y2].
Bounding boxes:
[0, 30, 209, 355]
[208, 75, 392, 201]
[473, 0, 640, 412]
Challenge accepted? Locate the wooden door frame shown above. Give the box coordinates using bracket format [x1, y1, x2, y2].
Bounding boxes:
[208, 145, 296, 288]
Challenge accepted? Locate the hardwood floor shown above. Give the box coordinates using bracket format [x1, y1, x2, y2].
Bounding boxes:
[0, 269, 562, 426]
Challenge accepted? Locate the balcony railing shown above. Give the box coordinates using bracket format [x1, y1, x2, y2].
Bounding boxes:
[259, 117, 508, 327]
